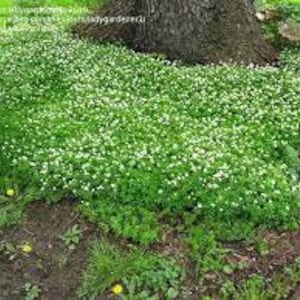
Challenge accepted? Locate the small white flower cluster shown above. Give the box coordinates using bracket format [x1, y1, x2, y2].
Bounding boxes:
[0, 17, 300, 228]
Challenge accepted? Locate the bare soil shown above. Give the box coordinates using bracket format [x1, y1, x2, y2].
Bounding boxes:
[0, 200, 108, 300]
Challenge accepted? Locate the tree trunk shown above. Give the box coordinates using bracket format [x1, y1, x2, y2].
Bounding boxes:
[72, 0, 277, 65]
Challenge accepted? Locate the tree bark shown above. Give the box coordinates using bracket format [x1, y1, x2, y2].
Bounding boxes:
[72, 0, 277, 65]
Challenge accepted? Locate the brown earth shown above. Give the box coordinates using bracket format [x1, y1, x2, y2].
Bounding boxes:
[0, 200, 110, 300]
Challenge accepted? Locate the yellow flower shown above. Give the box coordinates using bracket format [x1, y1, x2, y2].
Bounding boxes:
[112, 284, 123, 295]
[6, 188, 15, 197]
[22, 244, 33, 254]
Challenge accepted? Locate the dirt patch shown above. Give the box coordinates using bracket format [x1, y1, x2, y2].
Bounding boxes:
[225, 231, 300, 277]
[0, 200, 106, 300]
[201, 231, 300, 299]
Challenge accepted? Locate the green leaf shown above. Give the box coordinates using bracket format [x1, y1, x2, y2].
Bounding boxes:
[166, 287, 178, 299]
